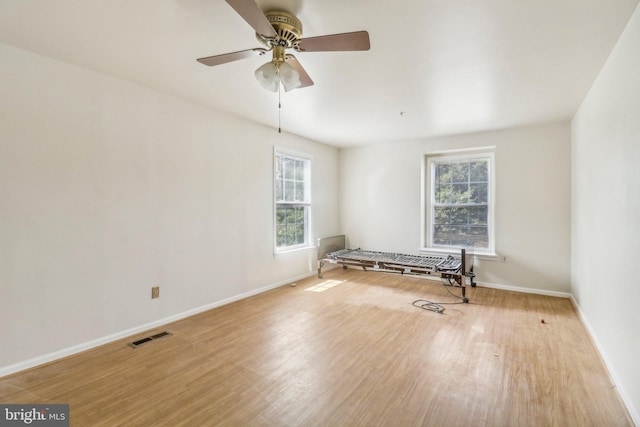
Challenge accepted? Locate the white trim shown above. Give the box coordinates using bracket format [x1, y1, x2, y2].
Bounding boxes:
[421, 148, 496, 254]
[420, 154, 429, 248]
[570, 297, 640, 426]
[474, 280, 572, 299]
[419, 246, 497, 261]
[425, 146, 497, 156]
[0, 272, 316, 378]
[273, 147, 313, 253]
[273, 244, 316, 255]
[273, 145, 314, 163]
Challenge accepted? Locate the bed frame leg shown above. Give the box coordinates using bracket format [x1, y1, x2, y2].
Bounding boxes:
[468, 266, 476, 287]
[459, 247, 469, 303]
[318, 260, 324, 279]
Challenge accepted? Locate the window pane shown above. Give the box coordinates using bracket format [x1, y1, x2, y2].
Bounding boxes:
[435, 206, 464, 226]
[275, 204, 309, 248]
[469, 183, 487, 204]
[276, 206, 307, 247]
[468, 227, 488, 248]
[295, 224, 305, 244]
[276, 224, 286, 247]
[275, 156, 283, 180]
[450, 163, 468, 182]
[285, 207, 295, 224]
[295, 160, 304, 180]
[434, 183, 451, 204]
[284, 181, 294, 201]
[284, 158, 295, 180]
[434, 225, 465, 246]
[469, 206, 488, 225]
[433, 160, 489, 206]
[275, 152, 310, 249]
[451, 183, 469, 203]
[276, 206, 308, 247]
[470, 161, 488, 182]
[430, 156, 491, 250]
[288, 227, 295, 246]
[275, 179, 283, 201]
[435, 164, 450, 184]
[295, 182, 304, 201]
[476, 183, 488, 204]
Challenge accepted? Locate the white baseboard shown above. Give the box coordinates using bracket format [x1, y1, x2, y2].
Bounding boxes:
[570, 297, 639, 426]
[0, 272, 315, 378]
[336, 266, 573, 299]
[474, 280, 572, 299]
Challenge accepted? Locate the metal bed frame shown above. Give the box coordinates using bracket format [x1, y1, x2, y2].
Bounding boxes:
[317, 235, 476, 303]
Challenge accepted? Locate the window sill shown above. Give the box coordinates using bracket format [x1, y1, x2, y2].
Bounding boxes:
[419, 247, 497, 261]
[274, 245, 317, 256]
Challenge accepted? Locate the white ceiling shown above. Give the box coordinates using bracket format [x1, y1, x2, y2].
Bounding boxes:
[0, 0, 638, 147]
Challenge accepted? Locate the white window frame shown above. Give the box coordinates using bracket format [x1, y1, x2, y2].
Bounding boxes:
[421, 148, 495, 256]
[274, 148, 313, 253]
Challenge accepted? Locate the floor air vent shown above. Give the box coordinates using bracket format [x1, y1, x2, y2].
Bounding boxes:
[128, 331, 172, 348]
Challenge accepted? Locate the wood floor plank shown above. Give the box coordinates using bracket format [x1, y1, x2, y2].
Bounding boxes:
[0, 269, 633, 426]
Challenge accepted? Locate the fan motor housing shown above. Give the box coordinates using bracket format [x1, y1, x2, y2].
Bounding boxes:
[256, 11, 302, 48]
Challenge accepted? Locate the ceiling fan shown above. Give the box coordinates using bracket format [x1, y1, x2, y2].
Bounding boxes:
[197, 0, 370, 92]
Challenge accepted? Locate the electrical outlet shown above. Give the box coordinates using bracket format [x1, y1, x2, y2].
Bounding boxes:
[151, 286, 160, 299]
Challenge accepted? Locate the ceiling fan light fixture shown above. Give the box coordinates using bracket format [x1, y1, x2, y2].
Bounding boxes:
[199, 2, 369, 94]
[255, 61, 279, 92]
[254, 60, 301, 92]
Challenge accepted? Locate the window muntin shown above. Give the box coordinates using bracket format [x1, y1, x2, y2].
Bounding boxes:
[275, 151, 311, 250]
[426, 152, 494, 252]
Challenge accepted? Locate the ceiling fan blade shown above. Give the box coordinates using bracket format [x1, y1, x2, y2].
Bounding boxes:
[197, 48, 267, 67]
[225, 0, 277, 38]
[298, 31, 370, 52]
[285, 55, 314, 90]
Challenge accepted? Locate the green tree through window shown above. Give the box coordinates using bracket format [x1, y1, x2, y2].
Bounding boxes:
[430, 157, 491, 249]
[275, 152, 311, 249]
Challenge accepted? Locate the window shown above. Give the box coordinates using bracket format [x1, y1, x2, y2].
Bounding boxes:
[274, 150, 311, 251]
[424, 151, 494, 254]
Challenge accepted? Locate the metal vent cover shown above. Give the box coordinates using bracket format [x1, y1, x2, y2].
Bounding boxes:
[128, 331, 172, 348]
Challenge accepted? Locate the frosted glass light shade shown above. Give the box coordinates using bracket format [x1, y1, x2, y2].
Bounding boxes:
[254, 61, 302, 92]
[279, 62, 301, 92]
[254, 62, 279, 92]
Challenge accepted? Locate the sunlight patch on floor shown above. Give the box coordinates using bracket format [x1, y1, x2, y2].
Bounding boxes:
[305, 279, 344, 292]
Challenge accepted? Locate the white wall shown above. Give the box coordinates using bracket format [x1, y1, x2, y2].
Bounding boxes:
[571, 4, 640, 423]
[0, 43, 339, 372]
[340, 123, 572, 294]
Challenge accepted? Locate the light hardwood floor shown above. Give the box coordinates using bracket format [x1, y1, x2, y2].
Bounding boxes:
[0, 268, 633, 426]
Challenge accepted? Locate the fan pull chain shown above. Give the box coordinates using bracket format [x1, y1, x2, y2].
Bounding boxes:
[278, 73, 282, 133]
